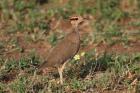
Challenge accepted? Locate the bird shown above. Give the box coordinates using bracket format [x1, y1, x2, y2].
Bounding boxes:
[38, 16, 85, 84]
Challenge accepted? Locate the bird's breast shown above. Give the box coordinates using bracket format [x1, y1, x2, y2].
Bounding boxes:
[39, 29, 80, 69]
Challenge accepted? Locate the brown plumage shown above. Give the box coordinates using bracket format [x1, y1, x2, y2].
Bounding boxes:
[38, 16, 85, 84]
[39, 30, 80, 68]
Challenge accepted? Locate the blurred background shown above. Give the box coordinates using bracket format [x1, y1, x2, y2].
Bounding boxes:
[0, 0, 140, 93]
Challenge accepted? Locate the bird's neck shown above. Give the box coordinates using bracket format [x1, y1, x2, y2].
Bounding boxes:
[67, 26, 80, 43]
[73, 26, 79, 33]
[73, 26, 80, 40]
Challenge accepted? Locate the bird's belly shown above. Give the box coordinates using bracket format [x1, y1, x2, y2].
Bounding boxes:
[46, 41, 79, 67]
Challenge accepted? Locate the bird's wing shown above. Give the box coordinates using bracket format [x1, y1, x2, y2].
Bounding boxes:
[44, 39, 79, 67]
[39, 31, 80, 69]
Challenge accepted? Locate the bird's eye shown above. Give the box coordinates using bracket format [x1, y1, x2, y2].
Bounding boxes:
[75, 18, 78, 20]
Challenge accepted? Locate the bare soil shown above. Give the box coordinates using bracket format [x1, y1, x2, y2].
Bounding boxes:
[1, 20, 140, 60]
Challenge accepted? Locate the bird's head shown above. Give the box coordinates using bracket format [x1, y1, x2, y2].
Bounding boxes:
[70, 16, 86, 28]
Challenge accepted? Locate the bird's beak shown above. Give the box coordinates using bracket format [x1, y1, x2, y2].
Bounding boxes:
[83, 17, 88, 20]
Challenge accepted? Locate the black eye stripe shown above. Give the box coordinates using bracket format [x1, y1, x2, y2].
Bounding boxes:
[70, 17, 78, 20]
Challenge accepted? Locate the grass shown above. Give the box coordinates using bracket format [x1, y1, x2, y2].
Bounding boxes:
[1, 52, 140, 92]
[0, 0, 140, 92]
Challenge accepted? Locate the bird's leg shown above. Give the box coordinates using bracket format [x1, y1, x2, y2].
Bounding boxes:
[58, 67, 63, 85]
[58, 61, 68, 85]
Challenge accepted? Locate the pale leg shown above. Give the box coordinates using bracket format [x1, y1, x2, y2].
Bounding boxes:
[57, 61, 68, 85]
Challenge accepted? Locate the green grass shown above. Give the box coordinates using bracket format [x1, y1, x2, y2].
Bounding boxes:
[0, 52, 140, 92]
[0, 0, 140, 92]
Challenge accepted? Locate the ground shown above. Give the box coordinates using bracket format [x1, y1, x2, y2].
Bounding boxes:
[0, 0, 140, 93]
